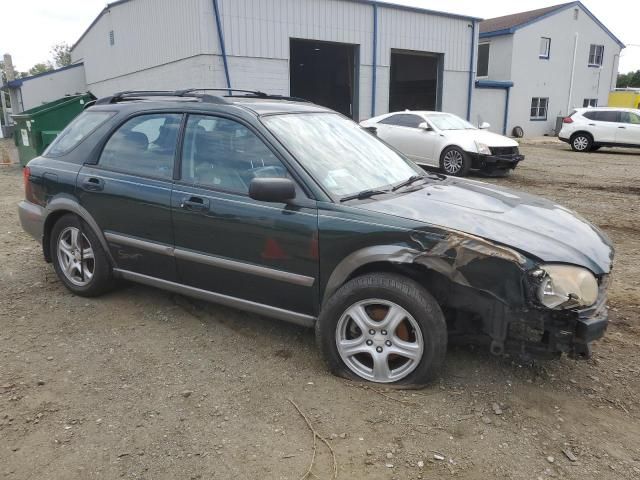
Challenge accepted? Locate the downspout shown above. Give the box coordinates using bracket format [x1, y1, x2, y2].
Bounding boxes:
[503, 87, 510, 135]
[466, 21, 476, 121]
[212, 0, 232, 94]
[370, 3, 378, 118]
[610, 53, 620, 90]
[566, 32, 578, 114]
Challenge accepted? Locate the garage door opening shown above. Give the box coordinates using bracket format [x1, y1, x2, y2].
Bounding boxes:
[290, 39, 358, 119]
[389, 50, 441, 112]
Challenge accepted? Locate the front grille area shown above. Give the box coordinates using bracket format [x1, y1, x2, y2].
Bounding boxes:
[489, 146, 519, 156]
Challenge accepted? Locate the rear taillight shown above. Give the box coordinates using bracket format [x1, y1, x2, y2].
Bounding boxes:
[23, 166, 30, 190]
[562, 117, 574, 124]
[23, 166, 34, 202]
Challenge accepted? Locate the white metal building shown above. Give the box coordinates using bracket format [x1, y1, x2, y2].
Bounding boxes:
[471, 1, 624, 137]
[70, 0, 480, 121]
[2, 63, 87, 113]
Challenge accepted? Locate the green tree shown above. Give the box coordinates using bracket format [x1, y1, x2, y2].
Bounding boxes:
[28, 62, 53, 76]
[51, 43, 72, 68]
[617, 70, 640, 88]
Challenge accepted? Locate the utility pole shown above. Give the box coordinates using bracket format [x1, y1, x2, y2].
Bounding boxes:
[0, 90, 6, 138]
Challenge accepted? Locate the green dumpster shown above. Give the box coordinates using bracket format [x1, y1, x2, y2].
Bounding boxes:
[12, 93, 94, 166]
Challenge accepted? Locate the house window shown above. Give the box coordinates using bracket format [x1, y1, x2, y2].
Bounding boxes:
[477, 43, 490, 77]
[583, 98, 598, 107]
[539, 37, 551, 59]
[588, 44, 604, 66]
[109, 30, 115, 46]
[574, 8, 579, 20]
[530, 97, 548, 120]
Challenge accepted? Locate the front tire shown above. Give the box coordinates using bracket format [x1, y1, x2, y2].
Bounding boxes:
[440, 146, 471, 176]
[50, 214, 114, 297]
[316, 273, 447, 386]
[570, 133, 593, 152]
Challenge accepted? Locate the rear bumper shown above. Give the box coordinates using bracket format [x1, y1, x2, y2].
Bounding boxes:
[470, 152, 525, 171]
[18, 200, 45, 243]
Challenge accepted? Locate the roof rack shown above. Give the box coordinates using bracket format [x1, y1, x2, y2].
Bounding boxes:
[94, 90, 230, 105]
[179, 88, 310, 103]
[93, 89, 310, 106]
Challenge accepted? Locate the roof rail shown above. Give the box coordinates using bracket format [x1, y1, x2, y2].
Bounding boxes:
[179, 88, 310, 103]
[94, 90, 230, 105]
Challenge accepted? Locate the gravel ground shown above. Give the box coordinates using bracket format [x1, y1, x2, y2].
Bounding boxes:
[1, 140, 639, 479]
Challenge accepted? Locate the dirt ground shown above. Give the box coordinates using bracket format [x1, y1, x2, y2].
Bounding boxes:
[1, 140, 639, 479]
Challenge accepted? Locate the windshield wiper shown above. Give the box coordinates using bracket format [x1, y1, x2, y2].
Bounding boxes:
[340, 188, 390, 202]
[391, 175, 426, 191]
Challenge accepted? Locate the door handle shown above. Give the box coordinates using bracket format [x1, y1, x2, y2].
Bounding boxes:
[588, 123, 596, 126]
[618, 126, 626, 129]
[180, 195, 209, 211]
[81, 177, 104, 191]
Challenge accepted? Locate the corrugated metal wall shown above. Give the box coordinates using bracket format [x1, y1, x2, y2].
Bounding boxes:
[72, 0, 209, 84]
[218, 0, 372, 60]
[376, 6, 472, 71]
[72, 0, 476, 119]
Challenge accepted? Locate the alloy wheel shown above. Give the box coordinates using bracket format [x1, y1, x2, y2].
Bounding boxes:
[573, 136, 589, 151]
[443, 149, 463, 174]
[335, 299, 424, 383]
[57, 226, 95, 287]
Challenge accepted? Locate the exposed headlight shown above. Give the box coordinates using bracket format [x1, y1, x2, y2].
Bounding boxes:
[532, 265, 598, 310]
[475, 141, 492, 155]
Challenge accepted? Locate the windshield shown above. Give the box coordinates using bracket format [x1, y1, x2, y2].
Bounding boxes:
[425, 113, 475, 131]
[262, 113, 422, 198]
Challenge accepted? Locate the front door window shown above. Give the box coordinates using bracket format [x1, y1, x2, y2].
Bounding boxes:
[180, 115, 288, 194]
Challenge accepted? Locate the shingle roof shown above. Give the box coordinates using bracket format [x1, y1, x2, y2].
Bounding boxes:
[479, 3, 569, 34]
[479, 1, 624, 49]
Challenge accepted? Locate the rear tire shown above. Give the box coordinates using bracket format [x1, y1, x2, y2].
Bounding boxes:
[50, 214, 114, 297]
[570, 133, 593, 152]
[440, 146, 471, 177]
[316, 273, 447, 386]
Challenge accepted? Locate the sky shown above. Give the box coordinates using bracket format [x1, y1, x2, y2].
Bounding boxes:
[1, 0, 639, 74]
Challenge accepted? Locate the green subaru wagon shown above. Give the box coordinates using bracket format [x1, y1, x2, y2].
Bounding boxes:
[18, 90, 613, 385]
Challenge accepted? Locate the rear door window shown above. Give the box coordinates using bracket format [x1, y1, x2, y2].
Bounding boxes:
[584, 111, 619, 122]
[45, 111, 115, 157]
[98, 113, 182, 179]
[378, 114, 424, 128]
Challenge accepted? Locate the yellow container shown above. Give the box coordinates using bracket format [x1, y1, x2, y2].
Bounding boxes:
[608, 90, 640, 109]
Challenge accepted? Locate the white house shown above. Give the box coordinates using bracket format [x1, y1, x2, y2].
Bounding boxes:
[471, 1, 624, 137]
[70, 0, 481, 122]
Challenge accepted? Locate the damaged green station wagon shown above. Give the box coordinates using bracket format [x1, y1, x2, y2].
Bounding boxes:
[18, 90, 614, 385]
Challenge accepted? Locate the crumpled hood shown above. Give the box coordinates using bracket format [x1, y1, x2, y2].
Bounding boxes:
[358, 177, 613, 275]
[443, 129, 519, 147]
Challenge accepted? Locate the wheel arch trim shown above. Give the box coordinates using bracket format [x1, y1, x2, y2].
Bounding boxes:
[43, 196, 116, 266]
[323, 245, 422, 303]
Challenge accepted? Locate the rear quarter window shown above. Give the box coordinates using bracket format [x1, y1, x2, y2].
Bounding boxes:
[44, 111, 115, 157]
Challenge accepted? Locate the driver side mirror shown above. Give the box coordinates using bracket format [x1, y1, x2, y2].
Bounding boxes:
[479, 122, 490, 129]
[249, 177, 296, 203]
[418, 122, 433, 131]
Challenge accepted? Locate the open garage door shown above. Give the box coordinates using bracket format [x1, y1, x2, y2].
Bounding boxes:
[290, 39, 358, 119]
[389, 50, 442, 112]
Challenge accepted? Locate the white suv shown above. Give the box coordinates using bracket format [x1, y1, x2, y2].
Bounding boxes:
[559, 107, 640, 152]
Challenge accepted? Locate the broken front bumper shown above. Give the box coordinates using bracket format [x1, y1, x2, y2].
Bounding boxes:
[470, 152, 525, 172]
[505, 276, 609, 359]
